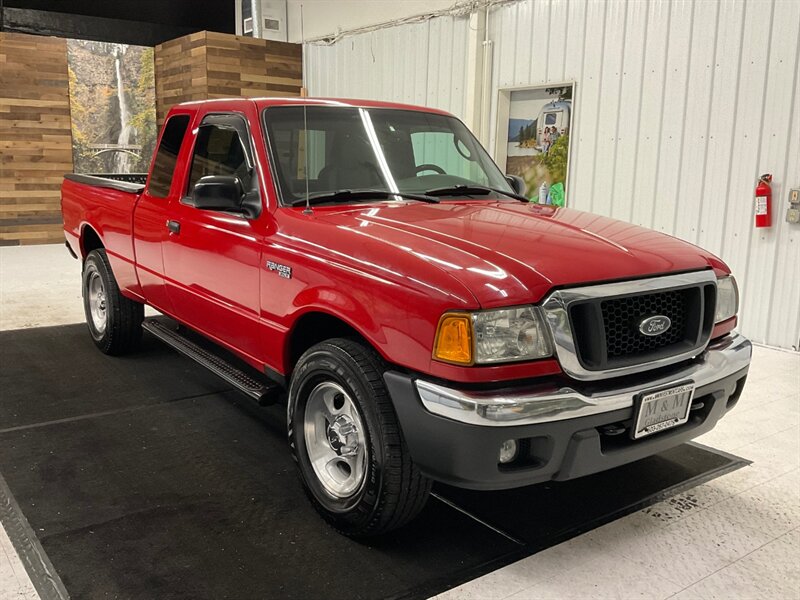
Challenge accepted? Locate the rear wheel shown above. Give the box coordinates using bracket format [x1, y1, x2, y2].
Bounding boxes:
[82, 249, 143, 355]
[288, 338, 431, 536]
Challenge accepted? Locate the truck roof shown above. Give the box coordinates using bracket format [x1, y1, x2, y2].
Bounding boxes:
[172, 97, 453, 116]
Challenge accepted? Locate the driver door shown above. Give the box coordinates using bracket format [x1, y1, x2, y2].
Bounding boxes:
[161, 112, 264, 362]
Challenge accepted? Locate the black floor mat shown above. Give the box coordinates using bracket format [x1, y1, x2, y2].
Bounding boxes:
[0, 325, 747, 600]
[437, 443, 739, 548]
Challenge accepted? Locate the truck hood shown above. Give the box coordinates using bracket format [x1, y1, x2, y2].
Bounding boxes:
[313, 201, 726, 307]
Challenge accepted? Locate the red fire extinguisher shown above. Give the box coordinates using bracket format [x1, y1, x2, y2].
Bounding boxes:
[755, 174, 772, 228]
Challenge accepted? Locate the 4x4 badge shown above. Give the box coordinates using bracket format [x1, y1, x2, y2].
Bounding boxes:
[266, 261, 292, 279]
[639, 315, 671, 336]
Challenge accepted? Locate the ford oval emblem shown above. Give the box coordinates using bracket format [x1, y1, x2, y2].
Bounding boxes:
[639, 315, 672, 336]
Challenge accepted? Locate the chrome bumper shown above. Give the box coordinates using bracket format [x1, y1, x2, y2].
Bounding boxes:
[415, 333, 752, 427]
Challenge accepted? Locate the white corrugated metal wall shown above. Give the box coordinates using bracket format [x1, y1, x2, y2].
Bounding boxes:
[306, 0, 800, 350]
[304, 15, 470, 117]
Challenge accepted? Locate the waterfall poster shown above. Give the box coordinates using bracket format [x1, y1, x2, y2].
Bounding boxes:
[67, 40, 156, 174]
[504, 85, 573, 205]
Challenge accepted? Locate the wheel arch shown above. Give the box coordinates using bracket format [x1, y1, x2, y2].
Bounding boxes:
[284, 310, 387, 377]
[80, 224, 104, 259]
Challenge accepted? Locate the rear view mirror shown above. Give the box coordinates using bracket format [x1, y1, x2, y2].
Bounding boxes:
[506, 174, 527, 197]
[192, 175, 244, 212]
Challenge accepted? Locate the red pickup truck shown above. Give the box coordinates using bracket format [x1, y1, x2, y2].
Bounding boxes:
[62, 98, 751, 536]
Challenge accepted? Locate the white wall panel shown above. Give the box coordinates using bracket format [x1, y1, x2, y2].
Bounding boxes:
[628, 0, 671, 229]
[742, 0, 800, 347]
[610, 0, 648, 224]
[286, 0, 455, 42]
[306, 0, 800, 350]
[304, 15, 469, 117]
[486, 0, 800, 350]
[673, 0, 718, 244]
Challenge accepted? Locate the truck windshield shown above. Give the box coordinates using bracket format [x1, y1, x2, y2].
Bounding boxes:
[262, 106, 514, 206]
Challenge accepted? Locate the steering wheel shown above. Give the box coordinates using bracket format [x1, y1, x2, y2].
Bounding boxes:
[415, 163, 446, 175]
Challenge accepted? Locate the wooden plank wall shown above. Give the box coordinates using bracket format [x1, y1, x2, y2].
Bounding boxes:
[155, 31, 302, 126]
[0, 32, 73, 246]
[153, 32, 208, 128]
[0, 30, 301, 245]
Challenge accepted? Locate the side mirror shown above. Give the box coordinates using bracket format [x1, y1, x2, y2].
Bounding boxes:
[192, 175, 245, 212]
[506, 174, 527, 197]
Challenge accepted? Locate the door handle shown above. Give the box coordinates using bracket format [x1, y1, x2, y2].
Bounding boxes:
[166, 220, 180, 235]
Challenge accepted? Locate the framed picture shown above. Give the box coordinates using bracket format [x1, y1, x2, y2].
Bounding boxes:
[67, 39, 157, 174]
[494, 83, 575, 206]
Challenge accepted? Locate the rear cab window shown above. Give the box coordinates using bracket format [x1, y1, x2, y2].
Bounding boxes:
[147, 114, 190, 198]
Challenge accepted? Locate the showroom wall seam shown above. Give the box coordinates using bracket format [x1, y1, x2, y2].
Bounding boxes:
[646, 2, 672, 232]
[734, 0, 774, 314]
[605, 0, 629, 218]
[715, 0, 746, 267]
[763, 13, 800, 345]
[694, 0, 721, 246]
[625, 2, 649, 226]
[587, 0, 609, 216]
[668, 0, 696, 238]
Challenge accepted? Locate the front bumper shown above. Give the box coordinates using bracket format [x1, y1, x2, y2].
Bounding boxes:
[384, 333, 751, 490]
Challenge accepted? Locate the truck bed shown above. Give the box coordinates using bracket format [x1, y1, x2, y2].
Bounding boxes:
[64, 173, 147, 194]
[61, 173, 146, 298]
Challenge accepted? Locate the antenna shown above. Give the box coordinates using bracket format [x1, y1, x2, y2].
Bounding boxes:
[300, 4, 311, 215]
[300, 4, 308, 98]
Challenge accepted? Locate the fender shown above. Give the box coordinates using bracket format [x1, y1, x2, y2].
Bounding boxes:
[281, 292, 386, 376]
[80, 222, 145, 301]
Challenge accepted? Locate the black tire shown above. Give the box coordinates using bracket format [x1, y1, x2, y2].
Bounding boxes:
[82, 249, 143, 355]
[288, 338, 431, 536]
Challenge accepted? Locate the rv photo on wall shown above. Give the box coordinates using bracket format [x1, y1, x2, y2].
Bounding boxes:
[505, 85, 573, 205]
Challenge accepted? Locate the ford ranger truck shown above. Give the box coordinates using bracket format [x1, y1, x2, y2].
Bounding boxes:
[61, 98, 751, 536]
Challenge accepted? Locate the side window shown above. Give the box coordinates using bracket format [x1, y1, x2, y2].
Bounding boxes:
[148, 114, 190, 198]
[187, 123, 251, 192]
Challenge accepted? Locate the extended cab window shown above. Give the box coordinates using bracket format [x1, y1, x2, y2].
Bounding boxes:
[148, 114, 190, 198]
[187, 118, 253, 192]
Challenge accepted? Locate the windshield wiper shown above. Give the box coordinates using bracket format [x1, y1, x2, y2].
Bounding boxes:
[424, 184, 528, 202]
[290, 189, 439, 207]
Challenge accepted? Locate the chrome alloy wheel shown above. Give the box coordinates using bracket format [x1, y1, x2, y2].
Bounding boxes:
[87, 270, 108, 334]
[303, 381, 367, 499]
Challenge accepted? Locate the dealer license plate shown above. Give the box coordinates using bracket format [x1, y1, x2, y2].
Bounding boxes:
[632, 383, 695, 439]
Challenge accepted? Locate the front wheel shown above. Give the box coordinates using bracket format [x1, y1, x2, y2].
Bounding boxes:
[288, 338, 431, 536]
[82, 249, 143, 355]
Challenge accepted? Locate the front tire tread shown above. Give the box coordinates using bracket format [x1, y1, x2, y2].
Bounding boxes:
[291, 338, 431, 536]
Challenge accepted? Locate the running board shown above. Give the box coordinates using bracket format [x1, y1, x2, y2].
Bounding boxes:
[142, 318, 280, 406]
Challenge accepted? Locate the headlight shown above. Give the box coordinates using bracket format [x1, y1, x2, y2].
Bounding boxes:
[715, 275, 739, 323]
[433, 306, 552, 365]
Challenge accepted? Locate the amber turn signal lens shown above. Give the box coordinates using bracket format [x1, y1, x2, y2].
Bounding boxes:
[433, 313, 473, 365]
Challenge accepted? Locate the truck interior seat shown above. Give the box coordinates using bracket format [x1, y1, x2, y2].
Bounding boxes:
[317, 132, 383, 191]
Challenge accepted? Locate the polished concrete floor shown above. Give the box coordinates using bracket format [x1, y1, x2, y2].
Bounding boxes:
[1, 244, 798, 600]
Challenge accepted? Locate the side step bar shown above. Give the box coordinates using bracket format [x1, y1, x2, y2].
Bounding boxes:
[142, 318, 281, 406]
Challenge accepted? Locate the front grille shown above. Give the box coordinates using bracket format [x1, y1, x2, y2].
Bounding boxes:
[569, 282, 716, 371]
[601, 289, 689, 358]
